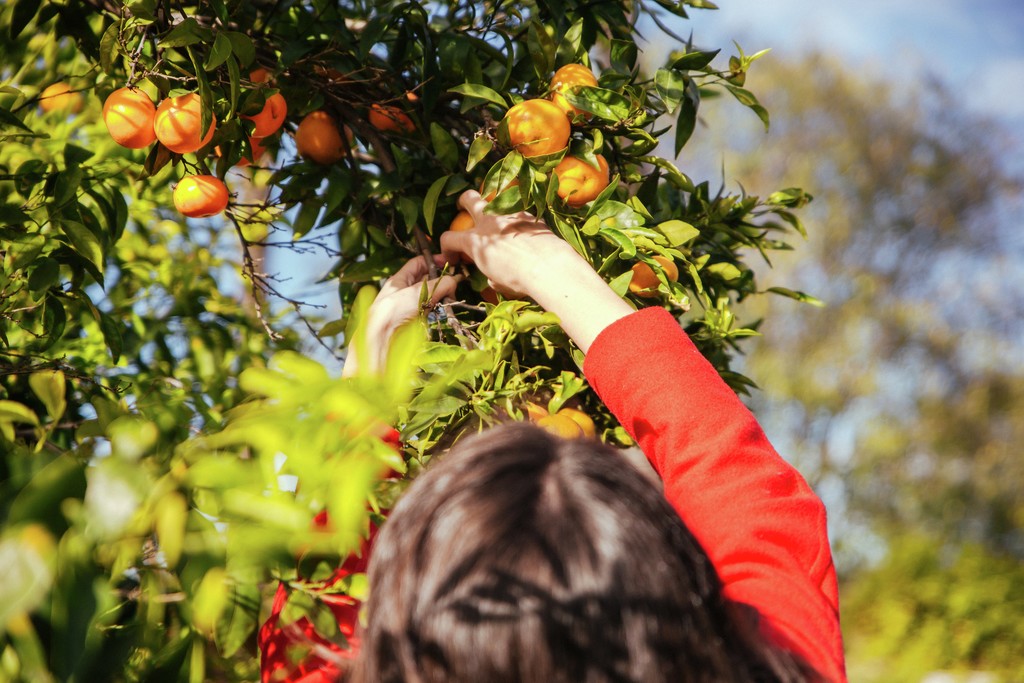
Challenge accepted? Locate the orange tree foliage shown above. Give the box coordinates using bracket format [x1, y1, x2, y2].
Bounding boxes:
[0, 0, 813, 678]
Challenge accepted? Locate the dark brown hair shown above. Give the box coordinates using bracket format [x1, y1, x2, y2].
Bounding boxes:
[351, 423, 814, 682]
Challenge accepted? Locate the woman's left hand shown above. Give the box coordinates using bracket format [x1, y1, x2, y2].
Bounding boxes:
[342, 254, 462, 376]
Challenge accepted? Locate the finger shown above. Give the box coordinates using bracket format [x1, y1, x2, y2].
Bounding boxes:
[423, 273, 463, 306]
[457, 189, 487, 218]
[439, 230, 473, 263]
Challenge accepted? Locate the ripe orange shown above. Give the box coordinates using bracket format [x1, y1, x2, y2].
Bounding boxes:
[173, 175, 229, 218]
[549, 64, 598, 119]
[553, 154, 609, 208]
[244, 92, 288, 138]
[102, 87, 157, 149]
[39, 82, 83, 114]
[480, 286, 500, 305]
[249, 68, 270, 84]
[449, 210, 475, 232]
[503, 99, 571, 157]
[154, 93, 216, 154]
[556, 407, 597, 439]
[295, 110, 347, 164]
[629, 256, 679, 298]
[536, 413, 585, 439]
[524, 401, 549, 422]
[368, 103, 415, 134]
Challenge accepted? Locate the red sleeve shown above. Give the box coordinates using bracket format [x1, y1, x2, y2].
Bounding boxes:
[258, 522, 374, 683]
[583, 307, 847, 683]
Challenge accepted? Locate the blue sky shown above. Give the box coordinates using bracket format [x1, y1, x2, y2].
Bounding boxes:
[665, 0, 1024, 127]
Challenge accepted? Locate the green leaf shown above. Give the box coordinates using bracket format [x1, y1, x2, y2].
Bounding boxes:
[555, 19, 584, 65]
[158, 17, 211, 48]
[291, 201, 322, 239]
[598, 226, 637, 257]
[226, 54, 241, 120]
[99, 312, 123, 362]
[724, 84, 769, 129]
[466, 135, 493, 172]
[657, 219, 700, 246]
[142, 143, 173, 178]
[225, 31, 255, 66]
[671, 48, 720, 71]
[9, 0, 40, 39]
[205, 33, 233, 71]
[28, 258, 61, 294]
[705, 262, 742, 281]
[449, 83, 507, 111]
[0, 106, 34, 133]
[59, 220, 104, 278]
[52, 168, 83, 210]
[43, 295, 66, 344]
[0, 400, 39, 426]
[423, 174, 449, 234]
[766, 287, 825, 307]
[64, 144, 94, 167]
[610, 40, 637, 72]
[429, 123, 458, 170]
[8, 234, 46, 270]
[675, 83, 699, 155]
[527, 22, 556, 79]
[99, 22, 120, 75]
[564, 87, 632, 123]
[126, 0, 156, 22]
[655, 69, 686, 114]
[30, 371, 67, 422]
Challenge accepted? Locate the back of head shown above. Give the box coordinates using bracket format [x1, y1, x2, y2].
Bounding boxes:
[352, 423, 809, 683]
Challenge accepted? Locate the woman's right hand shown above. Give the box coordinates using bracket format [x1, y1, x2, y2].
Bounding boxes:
[440, 190, 634, 354]
[439, 191, 579, 300]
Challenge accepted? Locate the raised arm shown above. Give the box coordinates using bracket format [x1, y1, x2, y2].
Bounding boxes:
[440, 191, 846, 682]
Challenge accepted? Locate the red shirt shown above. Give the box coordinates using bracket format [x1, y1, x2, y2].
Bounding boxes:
[260, 307, 847, 682]
[584, 307, 846, 682]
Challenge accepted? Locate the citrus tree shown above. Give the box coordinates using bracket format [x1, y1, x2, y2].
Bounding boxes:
[0, 0, 814, 679]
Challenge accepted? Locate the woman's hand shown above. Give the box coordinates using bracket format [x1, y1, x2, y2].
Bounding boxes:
[342, 255, 461, 377]
[440, 191, 577, 299]
[440, 191, 634, 353]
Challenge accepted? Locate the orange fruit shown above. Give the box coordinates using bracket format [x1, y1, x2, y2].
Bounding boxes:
[553, 154, 609, 208]
[449, 210, 475, 232]
[524, 401, 549, 422]
[173, 175, 229, 218]
[102, 87, 157, 149]
[39, 82, 83, 114]
[480, 286, 500, 305]
[536, 413, 585, 439]
[368, 103, 415, 134]
[629, 256, 679, 298]
[503, 99, 571, 158]
[555, 407, 596, 439]
[244, 92, 288, 138]
[154, 93, 216, 154]
[295, 110, 347, 164]
[249, 68, 270, 84]
[549, 64, 598, 119]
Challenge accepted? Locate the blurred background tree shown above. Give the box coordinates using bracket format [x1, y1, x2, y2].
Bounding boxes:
[684, 53, 1024, 681]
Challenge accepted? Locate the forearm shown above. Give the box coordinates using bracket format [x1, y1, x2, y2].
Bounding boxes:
[524, 248, 634, 353]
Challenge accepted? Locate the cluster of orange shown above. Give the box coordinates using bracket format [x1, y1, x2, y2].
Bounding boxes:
[94, 68, 420, 218]
[525, 401, 597, 440]
[99, 70, 288, 218]
[296, 91, 417, 165]
[448, 64, 608, 238]
[451, 65, 678, 299]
